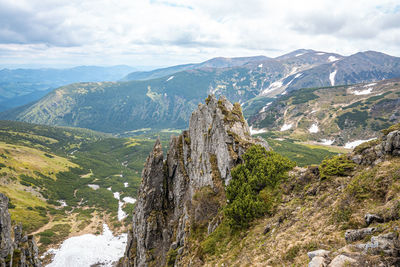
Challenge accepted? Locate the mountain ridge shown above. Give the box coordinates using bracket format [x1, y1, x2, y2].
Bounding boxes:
[1, 50, 400, 135]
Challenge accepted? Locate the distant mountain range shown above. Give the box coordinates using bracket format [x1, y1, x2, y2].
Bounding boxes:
[121, 55, 269, 81]
[0, 65, 135, 111]
[1, 49, 400, 134]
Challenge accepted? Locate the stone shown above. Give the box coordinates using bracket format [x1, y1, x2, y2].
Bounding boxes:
[308, 249, 330, 260]
[308, 256, 327, 267]
[355, 232, 400, 257]
[328, 255, 357, 267]
[354, 130, 400, 165]
[0, 194, 12, 260]
[170, 242, 178, 250]
[345, 227, 377, 243]
[13, 224, 23, 245]
[365, 213, 383, 226]
[263, 224, 272, 235]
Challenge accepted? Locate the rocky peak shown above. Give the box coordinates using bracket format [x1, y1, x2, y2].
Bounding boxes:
[0, 193, 42, 267]
[119, 95, 268, 267]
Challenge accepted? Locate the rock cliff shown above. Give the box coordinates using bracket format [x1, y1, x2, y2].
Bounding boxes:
[0, 193, 41, 267]
[119, 95, 268, 266]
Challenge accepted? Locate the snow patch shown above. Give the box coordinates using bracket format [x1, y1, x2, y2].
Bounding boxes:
[249, 126, 267, 135]
[262, 81, 283, 95]
[258, 63, 263, 68]
[320, 139, 334, 145]
[46, 224, 127, 267]
[124, 182, 129, 188]
[353, 88, 373, 95]
[294, 73, 302, 78]
[295, 53, 304, 57]
[352, 83, 376, 95]
[309, 123, 319, 133]
[316, 52, 325, 55]
[122, 197, 136, 204]
[57, 200, 67, 207]
[87, 184, 99, 190]
[166, 76, 174, 81]
[328, 56, 339, 62]
[281, 91, 287, 95]
[280, 123, 293, 131]
[259, 102, 272, 113]
[113, 192, 127, 221]
[344, 138, 377, 149]
[329, 70, 337, 86]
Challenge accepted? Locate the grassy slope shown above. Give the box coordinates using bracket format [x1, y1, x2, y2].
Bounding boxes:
[0, 120, 165, 253]
[251, 79, 400, 145]
[254, 133, 339, 167]
[190, 154, 400, 266]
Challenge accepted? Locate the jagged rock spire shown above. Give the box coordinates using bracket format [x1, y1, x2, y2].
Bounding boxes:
[119, 95, 268, 267]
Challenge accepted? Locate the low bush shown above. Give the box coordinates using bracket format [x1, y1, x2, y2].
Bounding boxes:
[319, 155, 356, 180]
[225, 145, 295, 229]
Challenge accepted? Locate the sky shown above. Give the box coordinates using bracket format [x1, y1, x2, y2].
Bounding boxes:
[1, 0, 400, 68]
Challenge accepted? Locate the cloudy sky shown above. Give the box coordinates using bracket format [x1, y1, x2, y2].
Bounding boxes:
[1, 0, 400, 68]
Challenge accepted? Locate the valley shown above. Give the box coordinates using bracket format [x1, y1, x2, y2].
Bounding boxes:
[0, 49, 400, 267]
[0, 121, 162, 262]
[2, 50, 400, 136]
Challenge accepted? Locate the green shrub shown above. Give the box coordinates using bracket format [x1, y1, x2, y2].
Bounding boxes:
[166, 248, 178, 267]
[291, 88, 319, 104]
[319, 155, 356, 179]
[7, 199, 15, 209]
[224, 145, 295, 229]
[336, 110, 368, 129]
[200, 221, 231, 255]
[331, 206, 352, 223]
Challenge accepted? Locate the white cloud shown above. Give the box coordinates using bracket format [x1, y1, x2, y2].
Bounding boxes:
[0, 0, 399, 67]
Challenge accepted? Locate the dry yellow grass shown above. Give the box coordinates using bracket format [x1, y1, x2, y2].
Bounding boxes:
[186, 158, 400, 266]
[0, 142, 78, 179]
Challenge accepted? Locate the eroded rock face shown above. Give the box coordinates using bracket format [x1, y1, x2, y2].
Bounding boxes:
[0, 193, 12, 266]
[119, 95, 268, 267]
[353, 130, 400, 165]
[0, 193, 41, 267]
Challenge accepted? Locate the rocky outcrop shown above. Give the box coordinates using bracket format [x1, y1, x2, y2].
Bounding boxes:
[345, 227, 378, 243]
[352, 129, 400, 165]
[0, 194, 12, 267]
[119, 95, 268, 267]
[0, 193, 41, 267]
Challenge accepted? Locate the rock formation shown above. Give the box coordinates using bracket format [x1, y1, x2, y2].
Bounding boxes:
[0, 193, 41, 267]
[352, 127, 400, 165]
[119, 95, 268, 266]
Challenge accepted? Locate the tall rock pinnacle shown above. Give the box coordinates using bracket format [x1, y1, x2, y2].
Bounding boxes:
[119, 95, 268, 267]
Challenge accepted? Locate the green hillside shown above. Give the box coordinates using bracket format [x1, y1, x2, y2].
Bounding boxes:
[248, 78, 400, 145]
[0, 120, 162, 252]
